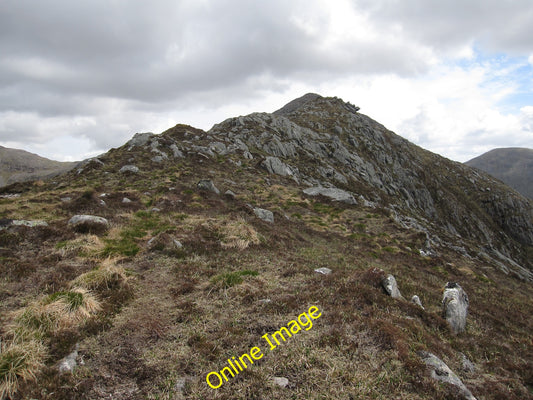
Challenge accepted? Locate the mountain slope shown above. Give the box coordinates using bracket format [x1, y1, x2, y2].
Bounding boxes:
[0, 94, 532, 400]
[0, 145, 77, 187]
[466, 147, 533, 199]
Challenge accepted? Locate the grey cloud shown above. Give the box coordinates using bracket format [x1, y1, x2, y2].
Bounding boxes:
[354, 0, 533, 54]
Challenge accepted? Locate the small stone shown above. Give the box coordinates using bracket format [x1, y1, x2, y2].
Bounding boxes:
[58, 344, 79, 375]
[224, 190, 236, 199]
[258, 298, 272, 304]
[411, 295, 424, 309]
[460, 353, 475, 373]
[273, 377, 289, 388]
[122, 197, 132, 203]
[314, 267, 332, 275]
[60, 197, 72, 202]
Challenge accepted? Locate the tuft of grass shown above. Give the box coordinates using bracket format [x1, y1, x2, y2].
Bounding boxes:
[11, 288, 101, 337]
[211, 270, 259, 288]
[0, 340, 46, 400]
[70, 259, 129, 292]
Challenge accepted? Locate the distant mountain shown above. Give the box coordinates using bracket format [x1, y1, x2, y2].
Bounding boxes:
[0, 145, 77, 187]
[466, 148, 533, 199]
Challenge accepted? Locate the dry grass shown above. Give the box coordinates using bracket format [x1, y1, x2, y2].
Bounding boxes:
[70, 258, 129, 292]
[0, 339, 46, 400]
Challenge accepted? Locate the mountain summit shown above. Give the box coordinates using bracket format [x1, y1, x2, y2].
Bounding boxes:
[1, 94, 532, 399]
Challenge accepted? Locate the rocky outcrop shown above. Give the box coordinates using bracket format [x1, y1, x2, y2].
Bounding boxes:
[261, 156, 294, 176]
[419, 351, 477, 400]
[303, 187, 357, 205]
[119, 165, 139, 174]
[442, 282, 469, 334]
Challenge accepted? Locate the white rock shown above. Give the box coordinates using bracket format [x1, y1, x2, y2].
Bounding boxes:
[253, 208, 274, 223]
[314, 267, 332, 275]
[442, 282, 469, 334]
[273, 377, 289, 388]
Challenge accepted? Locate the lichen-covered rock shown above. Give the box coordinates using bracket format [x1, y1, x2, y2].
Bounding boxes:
[303, 187, 357, 205]
[119, 165, 139, 174]
[254, 208, 274, 223]
[381, 274, 403, 299]
[419, 351, 477, 400]
[442, 282, 469, 334]
[197, 179, 220, 194]
[68, 215, 109, 234]
[272, 377, 289, 388]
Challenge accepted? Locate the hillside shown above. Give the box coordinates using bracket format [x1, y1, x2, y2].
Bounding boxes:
[466, 147, 533, 199]
[0, 94, 532, 399]
[0, 146, 77, 187]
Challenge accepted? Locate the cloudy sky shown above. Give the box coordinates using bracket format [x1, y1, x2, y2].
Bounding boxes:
[1, 0, 532, 162]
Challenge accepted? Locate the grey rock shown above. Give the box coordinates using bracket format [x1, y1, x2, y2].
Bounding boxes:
[60, 197, 72, 202]
[170, 144, 184, 158]
[99, 199, 106, 207]
[303, 187, 357, 205]
[197, 179, 220, 194]
[411, 295, 424, 309]
[254, 208, 274, 223]
[261, 156, 294, 176]
[10, 220, 48, 228]
[314, 267, 332, 275]
[68, 215, 109, 234]
[272, 377, 289, 388]
[419, 351, 477, 400]
[381, 274, 403, 299]
[224, 190, 236, 199]
[122, 197, 132, 203]
[126, 132, 153, 148]
[460, 353, 475, 373]
[119, 165, 139, 174]
[58, 344, 79, 374]
[151, 155, 164, 163]
[442, 282, 469, 334]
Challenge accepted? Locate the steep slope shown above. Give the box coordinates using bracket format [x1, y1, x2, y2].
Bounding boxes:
[0, 145, 77, 187]
[1, 94, 532, 400]
[466, 147, 533, 199]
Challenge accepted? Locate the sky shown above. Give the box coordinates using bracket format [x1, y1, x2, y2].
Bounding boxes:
[1, 0, 532, 162]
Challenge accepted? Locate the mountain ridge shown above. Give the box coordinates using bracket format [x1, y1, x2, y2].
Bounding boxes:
[466, 147, 533, 199]
[1, 93, 532, 399]
[0, 145, 77, 187]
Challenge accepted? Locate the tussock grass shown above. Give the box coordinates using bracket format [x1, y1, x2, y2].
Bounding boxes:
[0, 340, 46, 400]
[10, 288, 101, 338]
[70, 258, 129, 292]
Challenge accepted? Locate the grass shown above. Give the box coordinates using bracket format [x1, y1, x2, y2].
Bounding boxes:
[211, 270, 259, 288]
[0, 340, 46, 400]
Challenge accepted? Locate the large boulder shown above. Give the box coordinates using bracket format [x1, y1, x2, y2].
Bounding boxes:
[419, 351, 477, 400]
[442, 282, 469, 334]
[197, 179, 220, 194]
[119, 165, 139, 174]
[254, 208, 274, 223]
[68, 215, 109, 234]
[303, 187, 357, 205]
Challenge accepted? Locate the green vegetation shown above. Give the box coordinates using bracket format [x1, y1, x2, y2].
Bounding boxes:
[211, 270, 259, 288]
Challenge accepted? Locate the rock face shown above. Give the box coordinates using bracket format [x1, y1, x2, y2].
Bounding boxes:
[68, 215, 109, 234]
[442, 282, 469, 334]
[381, 274, 403, 299]
[261, 156, 294, 176]
[419, 351, 477, 400]
[303, 187, 357, 205]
